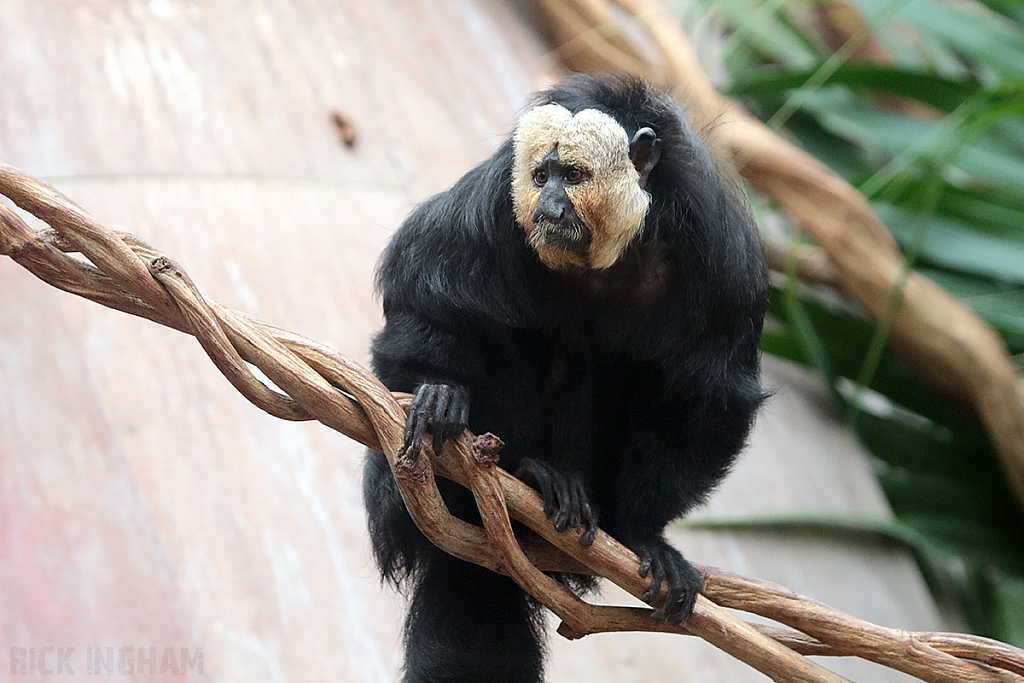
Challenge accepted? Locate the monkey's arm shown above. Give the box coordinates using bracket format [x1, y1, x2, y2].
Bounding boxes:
[372, 153, 531, 459]
[372, 309, 489, 458]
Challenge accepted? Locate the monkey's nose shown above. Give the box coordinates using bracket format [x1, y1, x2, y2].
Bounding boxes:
[532, 204, 565, 224]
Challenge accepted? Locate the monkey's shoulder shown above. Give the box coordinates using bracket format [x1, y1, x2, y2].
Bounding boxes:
[376, 162, 540, 326]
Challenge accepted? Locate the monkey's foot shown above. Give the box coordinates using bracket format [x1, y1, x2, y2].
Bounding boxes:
[633, 539, 704, 624]
[403, 383, 470, 459]
[515, 458, 598, 546]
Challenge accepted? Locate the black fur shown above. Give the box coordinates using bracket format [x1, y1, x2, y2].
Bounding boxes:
[364, 74, 769, 683]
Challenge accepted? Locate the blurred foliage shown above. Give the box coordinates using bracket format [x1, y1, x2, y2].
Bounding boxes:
[689, 0, 1024, 645]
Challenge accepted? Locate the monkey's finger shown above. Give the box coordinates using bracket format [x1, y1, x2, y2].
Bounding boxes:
[431, 394, 445, 452]
[679, 590, 698, 622]
[566, 479, 586, 531]
[553, 478, 577, 532]
[518, 460, 557, 519]
[440, 387, 468, 442]
[578, 497, 597, 547]
[405, 385, 437, 439]
[404, 385, 438, 454]
[638, 555, 652, 579]
[656, 572, 688, 623]
[669, 586, 698, 625]
[539, 480, 557, 519]
[658, 589, 694, 625]
[643, 561, 666, 604]
[433, 382, 452, 409]
[454, 391, 470, 432]
[675, 561, 703, 622]
[404, 414, 429, 458]
[550, 473, 573, 532]
[655, 556, 701, 622]
[431, 385, 453, 453]
[403, 404, 427, 448]
[413, 382, 439, 406]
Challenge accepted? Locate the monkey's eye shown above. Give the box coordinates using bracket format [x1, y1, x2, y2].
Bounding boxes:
[565, 168, 585, 184]
[533, 169, 549, 186]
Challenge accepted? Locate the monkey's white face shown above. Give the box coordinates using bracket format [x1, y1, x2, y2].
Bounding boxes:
[511, 104, 651, 271]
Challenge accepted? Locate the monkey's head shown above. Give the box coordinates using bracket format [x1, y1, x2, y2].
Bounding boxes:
[511, 103, 661, 271]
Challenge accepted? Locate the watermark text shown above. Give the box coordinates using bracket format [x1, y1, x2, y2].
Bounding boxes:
[9, 646, 203, 675]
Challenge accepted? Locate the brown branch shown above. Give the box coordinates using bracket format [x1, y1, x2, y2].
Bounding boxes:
[701, 568, 1024, 683]
[532, 0, 664, 84]
[3, 163, 1024, 682]
[764, 239, 838, 286]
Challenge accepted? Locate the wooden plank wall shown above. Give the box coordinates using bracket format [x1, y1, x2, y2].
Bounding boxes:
[0, 2, 946, 681]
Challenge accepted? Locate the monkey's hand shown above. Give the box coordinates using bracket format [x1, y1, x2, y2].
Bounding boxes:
[515, 458, 598, 547]
[633, 539, 704, 624]
[403, 383, 470, 459]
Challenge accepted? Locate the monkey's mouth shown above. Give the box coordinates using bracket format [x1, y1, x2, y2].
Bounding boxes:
[532, 220, 592, 253]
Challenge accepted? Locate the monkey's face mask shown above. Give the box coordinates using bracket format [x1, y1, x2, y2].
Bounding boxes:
[512, 104, 654, 271]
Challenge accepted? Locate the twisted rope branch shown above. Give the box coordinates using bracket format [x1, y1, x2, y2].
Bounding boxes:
[1, 163, 1022, 682]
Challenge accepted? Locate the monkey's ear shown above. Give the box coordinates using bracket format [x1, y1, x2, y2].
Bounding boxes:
[629, 127, 661, 188]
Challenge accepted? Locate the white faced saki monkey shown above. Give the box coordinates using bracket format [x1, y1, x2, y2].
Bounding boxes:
[364, 74, 768, 683]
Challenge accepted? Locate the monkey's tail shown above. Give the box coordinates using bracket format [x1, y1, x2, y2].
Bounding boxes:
[401, 549, 546, 683]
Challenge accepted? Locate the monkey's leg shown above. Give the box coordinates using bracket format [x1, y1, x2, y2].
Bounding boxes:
[364, 449, 438, 583]
[631, 537, 705, 624]
[403, 550, 546, 683]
